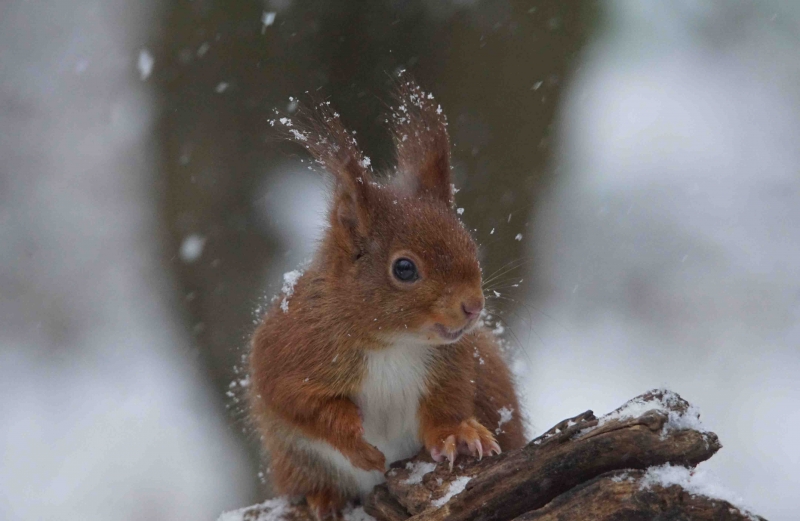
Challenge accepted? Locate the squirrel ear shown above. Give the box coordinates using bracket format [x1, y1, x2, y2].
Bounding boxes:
[392, 76, 454, 207]
[331, 157, 371, 243]
[277, 102, 373, 248]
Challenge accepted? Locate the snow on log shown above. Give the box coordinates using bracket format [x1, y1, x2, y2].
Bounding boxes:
[514, 469, 764, 521]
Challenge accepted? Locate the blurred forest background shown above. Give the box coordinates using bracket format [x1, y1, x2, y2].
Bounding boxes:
[1, 1, 798, 520]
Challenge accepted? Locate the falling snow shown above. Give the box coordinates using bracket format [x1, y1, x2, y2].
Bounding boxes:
[180, 234, 206, 263]
[137, 49, 154, 80]
[261, 11, 276, 33]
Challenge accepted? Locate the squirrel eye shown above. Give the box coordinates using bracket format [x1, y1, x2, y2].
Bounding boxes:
[392, 258, 419, 283]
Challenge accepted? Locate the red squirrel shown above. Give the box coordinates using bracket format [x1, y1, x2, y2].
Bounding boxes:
[249, 77, 525, 519]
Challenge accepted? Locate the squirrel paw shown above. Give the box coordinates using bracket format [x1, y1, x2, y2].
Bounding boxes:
[343, 439, 386, 473]
[306, 490, 345, 520]
[427, 418, 501, 470]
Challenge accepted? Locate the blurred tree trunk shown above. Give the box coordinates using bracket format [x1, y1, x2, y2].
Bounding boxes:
[0, 0, 252, 517]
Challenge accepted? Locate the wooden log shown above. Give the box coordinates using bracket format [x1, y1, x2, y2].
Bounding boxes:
[217, 390, 769, 521]
[363, 485, 411, 521]
[378, 390, 721, 521]
[378, 410, 598, 516]
[513, 469, 764, 521]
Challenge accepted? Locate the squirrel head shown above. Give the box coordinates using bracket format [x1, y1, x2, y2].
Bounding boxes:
[280, 77, 483, 345]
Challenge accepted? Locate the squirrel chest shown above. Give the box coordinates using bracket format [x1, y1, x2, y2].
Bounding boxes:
[311, 340, 434, 495]
[358, 341, 433, 461]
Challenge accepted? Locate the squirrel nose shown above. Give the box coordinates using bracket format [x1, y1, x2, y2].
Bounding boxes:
[461, 298, 484, 320]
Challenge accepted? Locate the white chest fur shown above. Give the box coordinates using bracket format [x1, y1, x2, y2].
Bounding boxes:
[356, 341, 433, 464]
[301, 341, 433, 496]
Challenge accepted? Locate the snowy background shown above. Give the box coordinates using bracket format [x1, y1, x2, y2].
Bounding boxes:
[1, 1, 797, 520]
[523, 3, 800, 520]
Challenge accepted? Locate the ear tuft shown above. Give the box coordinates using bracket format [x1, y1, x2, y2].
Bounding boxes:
[272, 101, 373, 247]
[391, 73, 453, 207]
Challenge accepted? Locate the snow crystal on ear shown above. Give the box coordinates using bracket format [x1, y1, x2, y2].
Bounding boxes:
[402, 460, 437, 485]
[432, 476, 471, 508]
[290, 129, 308, 142]
[640, 464, 758, 520]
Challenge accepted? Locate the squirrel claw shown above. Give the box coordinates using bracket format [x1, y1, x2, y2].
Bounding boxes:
[444, 435, 457, 470]
[468, 438, 483, 460]
[430, 435, 457, 470]
[426, 418, 500, 470]
[488, 439, 502, 457]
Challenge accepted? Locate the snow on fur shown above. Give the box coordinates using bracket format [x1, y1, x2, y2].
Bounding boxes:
[279, 268, 304, 313]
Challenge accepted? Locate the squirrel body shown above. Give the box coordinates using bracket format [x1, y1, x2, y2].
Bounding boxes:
[249, 78, 525, 519]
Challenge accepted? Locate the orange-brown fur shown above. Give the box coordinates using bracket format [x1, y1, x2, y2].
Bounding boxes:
[249, 77, 525, 518]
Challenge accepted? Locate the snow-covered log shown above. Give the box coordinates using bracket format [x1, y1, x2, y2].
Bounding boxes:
[219, 390, 765, 521]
